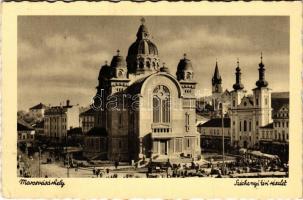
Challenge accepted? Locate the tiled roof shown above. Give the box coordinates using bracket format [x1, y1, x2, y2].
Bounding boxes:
[17, 119, 34, 131]
[124, 75, 151, 95]
[45, 107, 67, 115]
[30, 103, 47, 110]
[80, 108, 96, 116]
[260, 122, 274, 129]
[272, 98, 289, 113]
[272, 92, 289, 99]
[44, 105, 73, 115]
[198, 118, 230, 128]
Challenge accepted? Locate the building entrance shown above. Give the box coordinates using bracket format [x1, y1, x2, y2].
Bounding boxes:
[160, 140, 167, 155]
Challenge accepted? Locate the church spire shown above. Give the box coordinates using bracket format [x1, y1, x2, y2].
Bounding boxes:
[212, 59, 222, 94]
[212, 59, 222, 85]
[233, 59, 244, 91]
[256, 52, 268, 88]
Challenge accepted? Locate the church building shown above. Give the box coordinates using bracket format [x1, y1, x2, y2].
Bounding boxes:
[93, 18, 201, 162]
[229, 55, 272, 148]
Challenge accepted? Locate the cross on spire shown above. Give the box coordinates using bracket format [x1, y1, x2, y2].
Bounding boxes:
[183, 53, 187, 59]
[140, 17, 145, 25]
[237, 58, 240, 67]
[260, 52, 263, 63]
[117, 49, 120, 56]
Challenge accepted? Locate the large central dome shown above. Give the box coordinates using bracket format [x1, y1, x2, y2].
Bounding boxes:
[126, 18, 160, 75]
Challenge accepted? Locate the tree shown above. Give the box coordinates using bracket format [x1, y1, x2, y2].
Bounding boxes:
[17, 110, 43, 125]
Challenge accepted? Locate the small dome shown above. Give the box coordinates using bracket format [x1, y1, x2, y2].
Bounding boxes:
[98, 63, 112, 80]
[160, 63, 170, 73]
[110, 51, 126, 68]
[128, 39, 158, 56]
[177, 57, 193, 71]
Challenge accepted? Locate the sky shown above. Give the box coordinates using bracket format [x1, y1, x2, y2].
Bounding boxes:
[18, 16, 289, 110]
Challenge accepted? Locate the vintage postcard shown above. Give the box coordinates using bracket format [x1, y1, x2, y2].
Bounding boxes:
[1, 1, 302, 198]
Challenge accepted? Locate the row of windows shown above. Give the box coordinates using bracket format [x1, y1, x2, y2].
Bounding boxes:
[203, 129, 230, 136]
[276, 113, 288, 118]
[138, 60, 159, 69]
[274, 121, 288, 128]
[116, 88, 124, 92]
[45, 117, 66, 122]
[184, 89, 191, 94]
[262, 130, 289, 141]
[82, 116, 94, 122]
[153, 128, 171, 133]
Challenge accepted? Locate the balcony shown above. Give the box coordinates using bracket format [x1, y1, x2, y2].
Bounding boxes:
[151, 123, 176, 138]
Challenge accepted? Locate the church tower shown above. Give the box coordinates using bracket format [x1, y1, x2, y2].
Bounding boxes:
[230, 59, 246, 147]
[108, 50, 130, 94]
[253, 53, 272, 127]
[176, 53, 196, 97]
[126, 18, 160, 76]
[212, 61, 223, 95]
[231, 59, 245, 109]
[211, 61, 223, 115]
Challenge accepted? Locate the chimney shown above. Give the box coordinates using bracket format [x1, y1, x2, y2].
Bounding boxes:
[66, 100, 70, 107]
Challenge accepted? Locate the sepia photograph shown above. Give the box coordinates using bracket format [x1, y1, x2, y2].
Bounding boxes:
[17, 15, 290, 179]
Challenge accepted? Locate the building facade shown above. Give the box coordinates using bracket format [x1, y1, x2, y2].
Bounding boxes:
[93, 19, 201, 162]
[83, 127, 107, 160]
[79, 108, 96, 134]
[198, 118, 231, 150]
[44, 100, 80, 142]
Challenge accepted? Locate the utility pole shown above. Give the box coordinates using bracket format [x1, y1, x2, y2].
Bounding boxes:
[38, 147, 41, 177]
[221, 103, 225, 175]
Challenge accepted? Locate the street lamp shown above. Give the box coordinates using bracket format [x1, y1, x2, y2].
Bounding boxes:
[38, 147, 41, 177]
[220, 101, 227, 176]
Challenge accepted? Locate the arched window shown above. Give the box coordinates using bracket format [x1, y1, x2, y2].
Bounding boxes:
[146, 61, 151, 68]
[186, 72, 192, 80]
[153, 85, 170, 123]
[240, 121, 242, 132]
[139, 60, 144, 68]
[244, 120, 247, 132]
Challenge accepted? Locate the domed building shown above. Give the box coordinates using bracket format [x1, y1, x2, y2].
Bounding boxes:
[93, 18, 200, 162]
